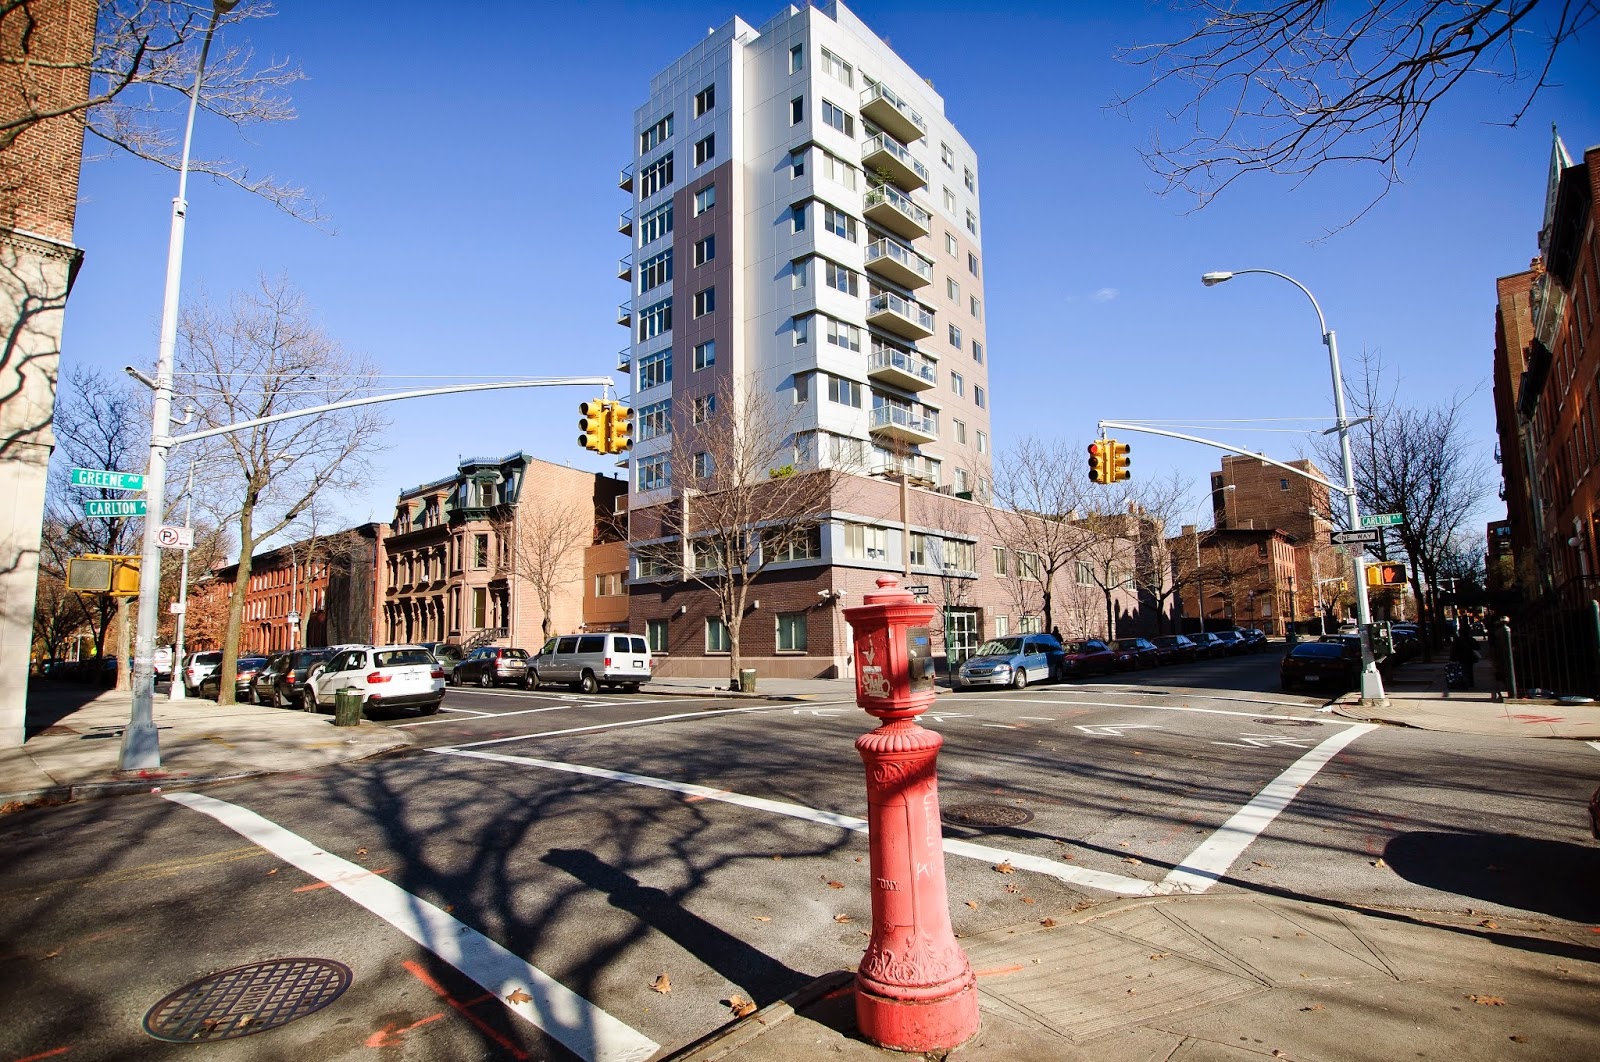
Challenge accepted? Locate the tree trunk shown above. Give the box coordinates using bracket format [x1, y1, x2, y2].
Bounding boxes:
[1042, 581, 1054, 635]
[1104, 590, 1115, 641]
[218, 502, 258, 705]
[728, 611, 743, 690]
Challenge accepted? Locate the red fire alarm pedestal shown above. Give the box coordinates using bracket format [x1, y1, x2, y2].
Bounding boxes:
[842, 576, 979, 1052]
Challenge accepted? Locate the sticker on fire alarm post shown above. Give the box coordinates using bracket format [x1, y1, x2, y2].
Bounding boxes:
[906, 626, 934, 692]
[858, 635, 891, 699]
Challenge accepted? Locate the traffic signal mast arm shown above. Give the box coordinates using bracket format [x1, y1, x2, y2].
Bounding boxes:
[1095, 420, 1349, 496]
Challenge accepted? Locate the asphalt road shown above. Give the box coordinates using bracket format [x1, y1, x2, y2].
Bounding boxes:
[3, 653, 1596, 1061]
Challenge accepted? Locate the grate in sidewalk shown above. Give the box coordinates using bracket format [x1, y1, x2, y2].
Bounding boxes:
[143, 958, 351, 1042]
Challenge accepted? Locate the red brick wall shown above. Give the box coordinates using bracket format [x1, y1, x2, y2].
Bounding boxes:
[0, 0, 93, 242]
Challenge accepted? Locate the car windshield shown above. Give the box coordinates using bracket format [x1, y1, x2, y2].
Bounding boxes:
[1114, 639, 1145, 650]
[1063, 642, 1100, 653]
[1153, 636, 1188, 646]
[193, 652, 222, 664]
[375, 649, 435, 668]
[238, 657, 268, 669]
[974, 638, 1023, 657]
[502, 649, 530, 660]
[1290, 643, 1346, 659]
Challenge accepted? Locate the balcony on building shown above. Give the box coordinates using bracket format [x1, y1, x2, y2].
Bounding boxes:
[617, 301, 632, 327]
[618, 208, 634, 236]
[619, 162, 634, 192]
[617, 347, 632, 373]
[866, 288, 935, 340]
[617, 254, 633, 281]
[869, 403, 938, 445]
[861, 132, 927, 191]
[859, 82, 926, 144]
[868, 343, 937, 392]
[864, 238, 933, 289]
[863, 183, 931, 241]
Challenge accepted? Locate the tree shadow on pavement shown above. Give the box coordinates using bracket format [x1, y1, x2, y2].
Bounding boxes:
[1383, 831, 1600, 923]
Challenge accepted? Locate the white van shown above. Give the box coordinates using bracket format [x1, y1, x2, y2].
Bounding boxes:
[529, 633, 652, 694]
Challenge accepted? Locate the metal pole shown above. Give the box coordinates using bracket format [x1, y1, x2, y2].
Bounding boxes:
[123, 3, 232, 769]
[168, 462, 195, 701]
[1327, 326, 1386, 704]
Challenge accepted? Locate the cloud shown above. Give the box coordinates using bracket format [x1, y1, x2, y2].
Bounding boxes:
[1066, 287, 1120, 305]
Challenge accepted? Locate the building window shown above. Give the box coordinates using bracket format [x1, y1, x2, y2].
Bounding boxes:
[595, 572, 625, 597]
[992, 546, 1006, 575]
[693, 287, 715, 317]
[954, 419, 966, 444]
[694, 235, 715, 266]
[789, 44, 803, 74]
[908, 532, 927, 567]
[823, 205, 857, 241]
[640, 114, 673, 154]
[693, 184, 715, 216]
[638, 297, 672, 341]
[638, 399, 671, 441]
[943, 186, 957, 213]
[966, 208, 977, 234]
[647, 618, 668, 653]
[706, 616, 731, 653]
[945, 232, 957, 257]
[950, 371, 964, 397]
[994, 614, 1009, 637]
[638, 554, 672, 579]
[1016, 552, 1040, 580]
[692, 393, 716, 424]
[1019, 615, 1043, 634]
[827, 374, 863, 407]
[693, 340, 715, 371]
[1076, 560, 1093, 586]
[637, 347, 672, 390]
[970, 295, 982, 321]
[694, 83, 715, 116]
[472, 587, 487, 628]
[790, 95, 804, 125]
[822, 150, 857, 188]
[972, 339, 983, 364]
[955, 468, 969, 493]
[639, 152, 673, 198]
[825, 317, 861, 352]
[941, 141, 954, 168]
[793, 370, 811, 403]
[793, 316, 810, 346]
[637, 454, 670, 492]
[790, 148, 806, 178]
[792, 202, 807, 232]
[973, 385, 986, 409]
[948, 323, 962, 349]
[844, 522, 888, 560]
[764, 526, 821, 562]
[976, 429, 988, 453]
[825, 261, 859, 295]
[1280, 478, 1291, 491]
[693, 133, 715, 166]
[693, 451, 714, 479]
[639, 249, 672, 292]
[821, 99, 853, 136]
[639, 202, 673, 244]
[820, 46, 853, 85]
[946, 277, 959, 302]
[968, 251, 979, 277]
[964, 166, 975, 191]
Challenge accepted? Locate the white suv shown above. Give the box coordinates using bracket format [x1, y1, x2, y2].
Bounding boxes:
[182, 651, 223, 696]
[304, 644, 445, 717]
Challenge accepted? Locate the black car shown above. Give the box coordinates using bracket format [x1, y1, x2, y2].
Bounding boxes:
[1111, 638, 1162, 670]
[252, 647, 336, 708]
[1150, 634, 1200, 664]
[200, 656, 271, 701]
[1211, 630, 1249, 655]
[1188, 632, 1226, 659]
[1280, 640, 1361, 691]
[1239, 628, 1269, 651]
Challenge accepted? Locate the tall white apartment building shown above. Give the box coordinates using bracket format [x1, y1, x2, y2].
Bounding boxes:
[617, 0, 991, 503]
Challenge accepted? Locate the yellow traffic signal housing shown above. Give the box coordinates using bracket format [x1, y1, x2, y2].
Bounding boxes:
[579, 399, 606, 452]
[66, 554, 140, 596]
[1108, 440, 1131, 482]
[1366, 562, 1407, 587]
[605, 401, 634, 454]
[1087, 440, 1110, 484]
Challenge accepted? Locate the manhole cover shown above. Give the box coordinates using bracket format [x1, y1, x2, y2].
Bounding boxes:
[144, 958, 352, 1042]
[1252, 717, 1324, 728]
[942, 803, 1034, 828]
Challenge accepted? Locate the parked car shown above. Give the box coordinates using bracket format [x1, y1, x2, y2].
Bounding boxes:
[1211, 630, 1249, 655]
[182, 651, 223, 696]
[252, 647, 336, 708]
[1150, 634, 1200, 664]
[198, 656, 269, 701]
[153, 646, 174, 681]
[303, 644, 445, 717]
[529, 633, 653, 694]
[451, 646, 534, 688]
[1280, 639, 1361, 691]
[953, 634, 1063, 690]
[1188, 632, 1227, 659]
[1239, 628, 1269, 651]
[1111, 637, 1162, 670]
[418, 641, 464, 670]
[1057, 639, 1118, 679]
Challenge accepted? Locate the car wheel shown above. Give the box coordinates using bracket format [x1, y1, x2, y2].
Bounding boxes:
[478, 671, 492, 689]
[1012, 667, 1028, 691]
[302, 689, 318, 713]
[527, 670, 542, 690]
[418, 701, 441, 716]
[520, 675, 533, 690]
[625, 682, 642, 694]
[580, 671, 600, 695]
[447, 669, 459, 687]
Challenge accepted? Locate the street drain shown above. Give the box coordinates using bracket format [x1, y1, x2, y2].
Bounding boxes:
[942, 803, 1034, 828]
[1252, 717, 1324, 727]
[144, 958, 352, 1042]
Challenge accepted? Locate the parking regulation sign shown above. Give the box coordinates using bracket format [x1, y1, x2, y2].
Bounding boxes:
[155, 525, 194, 550]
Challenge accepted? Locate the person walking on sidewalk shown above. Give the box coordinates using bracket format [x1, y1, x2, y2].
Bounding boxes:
[1450, 629, 1480, 689]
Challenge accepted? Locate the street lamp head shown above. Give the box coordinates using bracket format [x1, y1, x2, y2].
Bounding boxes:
[213, 0, 241, 13]
[1201, 271, 1234, 286]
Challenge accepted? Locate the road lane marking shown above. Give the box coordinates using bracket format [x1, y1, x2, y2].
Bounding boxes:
[430, 748, 1155, 896]
[1005, 697, 1361, 724]
[441, 706, 494, 716]
[1075, 724, 1165, 738]
[444, 705, 781, 750]
[1160, 723, 1377, 894]
[396, 706, 572, 728]
[163, 792, 658, 1062]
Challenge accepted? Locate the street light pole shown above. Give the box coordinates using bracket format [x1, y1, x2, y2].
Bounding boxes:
[168, 461, 196, 701]
[123, 0, 238, 769]
[1201, 268, 1386, 704]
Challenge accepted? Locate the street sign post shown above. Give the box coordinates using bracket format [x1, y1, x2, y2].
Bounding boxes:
[83, 499, 148, 519]
[1359, 513, 1404, 528]
[155, 525, 194, 549]
[71, 467, 144, 490]
[1331, 528, 1381, 545]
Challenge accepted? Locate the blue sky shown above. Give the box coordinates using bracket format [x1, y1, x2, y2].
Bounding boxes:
[62, 1, 1600, 544]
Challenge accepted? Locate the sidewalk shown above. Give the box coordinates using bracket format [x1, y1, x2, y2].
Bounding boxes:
[0, 682, 410, 809]
[1333, 654, 1600, 739]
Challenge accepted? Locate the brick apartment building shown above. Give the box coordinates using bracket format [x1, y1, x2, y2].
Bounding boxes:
[1, 0, 92, 746]
[1175, 526, 1301, 636]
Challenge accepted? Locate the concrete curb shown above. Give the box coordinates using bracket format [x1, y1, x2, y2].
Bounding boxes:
[658, 969, 855, 1062]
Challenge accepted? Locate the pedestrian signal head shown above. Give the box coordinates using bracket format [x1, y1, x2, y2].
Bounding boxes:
[1365, 562, 1407, 587]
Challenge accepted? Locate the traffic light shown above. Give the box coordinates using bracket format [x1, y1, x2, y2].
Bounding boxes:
[605, 401, 634, 454]
[1087, 439, 1110, 484]
[1108, 439, 1131, 482]
[1365, 562, 1407, 587]
[579, 399, 606, 452]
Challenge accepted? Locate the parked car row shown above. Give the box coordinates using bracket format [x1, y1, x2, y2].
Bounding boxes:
[953, 628, 1272, 690]
[1279, 627, 1424, 692]
[445, 634, 656, 694]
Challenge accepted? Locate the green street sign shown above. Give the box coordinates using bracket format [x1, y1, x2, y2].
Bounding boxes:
[1360, 513, 1404, 528]
[83, 499, 147, 519]
[71, 467, 144, 491]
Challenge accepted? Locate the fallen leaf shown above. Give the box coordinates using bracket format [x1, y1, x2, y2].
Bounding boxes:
[1123, 857, 1142, 865]
[1272, 1052, 1286, 1059]
[1480, 919, 1500, 930]
[506, 988, 533, 1005]
[965, 900, 978, 909]
[1131, 750, 1143, 756]
[994, 861, 1015, 874]
[1021, 897, 1037, 904]
[855, 856, 862, 862]
[650, 973, 671, 994]
[752, 916, 771, 922]
[266, 868, 278, 876]
[1468, 994, 1506, 1006]
[443, 904, 455, 913]
[826, 880, 845, 889]
[1370, 858, 1387, 868]
[834, 913, 852, 923]
[43, 949, 61, 959]
[1126, 988, 1137, 995]
[1040, 918, 1058, 928]
[356, 847, 368, 856]
[1149, 953, 1169, 961]
[773, 855, 783, 861]
[1251, 860, 1274, 869]
[726, 995, 756, 1018]
[1509, 1034, 1529, 1044]
[1300, 1004, 1325, 1012]
[1004, 883, 1021, 894]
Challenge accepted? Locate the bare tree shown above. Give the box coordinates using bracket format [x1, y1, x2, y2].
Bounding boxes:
[179, 277, 386, 702]
[501, 497, 590, 644]
[1116, 0, 1597, 217]
[631, 376, 848, 689]
[32, 516, 91, 661]
[0, 0, 316, 219]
